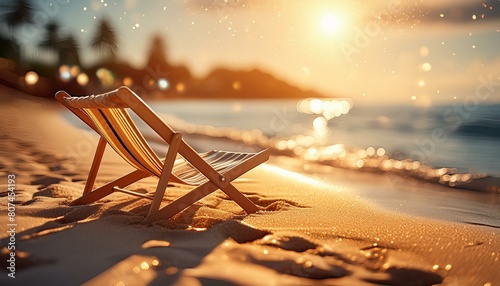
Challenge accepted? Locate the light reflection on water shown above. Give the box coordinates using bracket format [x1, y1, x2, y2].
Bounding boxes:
[296, 98, 353, 138]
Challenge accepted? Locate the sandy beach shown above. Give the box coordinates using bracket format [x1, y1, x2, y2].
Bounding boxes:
[0, 85, 499, 285]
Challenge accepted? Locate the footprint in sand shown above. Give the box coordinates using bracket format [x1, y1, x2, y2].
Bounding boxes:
[203, 227, 443, 285]
[216, 191, 307, 212]
[31, 175, 71, 188]
[0, 184, 39, 204]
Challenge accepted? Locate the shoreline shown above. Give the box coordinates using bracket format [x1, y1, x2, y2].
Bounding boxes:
[0, 85, 499, 285]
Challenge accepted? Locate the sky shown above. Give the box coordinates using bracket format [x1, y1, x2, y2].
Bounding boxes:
[11, 0, 500, 105]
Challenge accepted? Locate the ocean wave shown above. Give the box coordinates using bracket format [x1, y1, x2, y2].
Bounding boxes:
[453, 119, 500, 139]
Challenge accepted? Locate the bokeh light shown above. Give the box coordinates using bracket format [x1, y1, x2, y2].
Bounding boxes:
[232, 81, 241, 90]
[70, 66, 80, 77]
[24, 71, 39, 86]
[176, 82, 185, 93]
[297, 98, 352, 131]
[313, 116, 327, 129]
[421, 63, 432, 72]
[297, 98, 352, 117]
[96, 68, 115, 88]
[419, 46, 429, 57]
[59, 65, 72, 82]
[77, 73, 89, 86]
[123, 77, 133, 87]
[158, 78, 169, 90]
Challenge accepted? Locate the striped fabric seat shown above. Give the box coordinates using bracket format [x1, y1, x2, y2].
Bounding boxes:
[56, 86, 269, 222]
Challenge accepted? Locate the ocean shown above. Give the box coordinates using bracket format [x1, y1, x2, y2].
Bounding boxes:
[148, 99, 500, 189]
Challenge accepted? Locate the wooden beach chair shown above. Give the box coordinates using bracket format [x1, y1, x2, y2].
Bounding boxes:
[55, 86, 269, 223]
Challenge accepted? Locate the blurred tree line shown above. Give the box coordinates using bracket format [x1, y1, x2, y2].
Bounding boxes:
[0, 0, 325, 99]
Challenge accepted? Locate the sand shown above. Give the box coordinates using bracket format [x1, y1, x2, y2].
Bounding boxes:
[0, 85, 498, 286]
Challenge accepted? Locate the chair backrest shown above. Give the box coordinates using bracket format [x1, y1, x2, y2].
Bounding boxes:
[56, 88, 165, 176]
[57, 86, 223, 186]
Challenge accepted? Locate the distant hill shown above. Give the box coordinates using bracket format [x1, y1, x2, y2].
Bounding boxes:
[93, 64, 330, 99]
[187, 68, 327, 99]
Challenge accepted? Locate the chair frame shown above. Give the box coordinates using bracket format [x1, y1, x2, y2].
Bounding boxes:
[55, 87, 269, 223]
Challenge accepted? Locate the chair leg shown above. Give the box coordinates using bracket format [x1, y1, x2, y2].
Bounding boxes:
[142, 153, 265, 223]
[217, 183, 259, 214]
[83, 137, 107, 194]
[143, 180, 257, 224]
[147, 133, 182, 217]
[214, 150, 269, 213]
[143, 180, 220, 223]
[70, 169, 150, 206]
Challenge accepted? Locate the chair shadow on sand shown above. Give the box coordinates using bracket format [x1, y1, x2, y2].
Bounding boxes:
[0, 180, 309, 285]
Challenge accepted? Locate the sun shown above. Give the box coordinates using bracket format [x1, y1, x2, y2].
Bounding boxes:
[320, 13, 342, 34]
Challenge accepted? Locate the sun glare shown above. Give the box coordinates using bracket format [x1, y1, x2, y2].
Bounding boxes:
[320, 13, 342, 34]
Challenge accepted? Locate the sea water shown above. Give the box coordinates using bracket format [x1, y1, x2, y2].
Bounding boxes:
[151, 99, 500, 177]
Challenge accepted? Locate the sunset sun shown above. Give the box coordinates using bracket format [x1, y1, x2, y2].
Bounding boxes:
[320, 13, 342, 34]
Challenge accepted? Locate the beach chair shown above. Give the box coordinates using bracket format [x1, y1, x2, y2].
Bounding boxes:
[55, 86, 269, 223]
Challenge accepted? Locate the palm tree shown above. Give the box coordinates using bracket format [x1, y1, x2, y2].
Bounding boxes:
[59, 35, 80, 65]
[38, 21, 80, 66]
[91, 18, 118, 63]
[0, 0, 35, 61]
[39, 21, 59, 50]
[0, 0, 35, 35]
[38, 21, 61, 64]
[0, 33, 19, 60]
[146, 35, 169, 71]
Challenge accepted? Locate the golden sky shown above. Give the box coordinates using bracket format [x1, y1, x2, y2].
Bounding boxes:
[18, 0, 500, 105]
